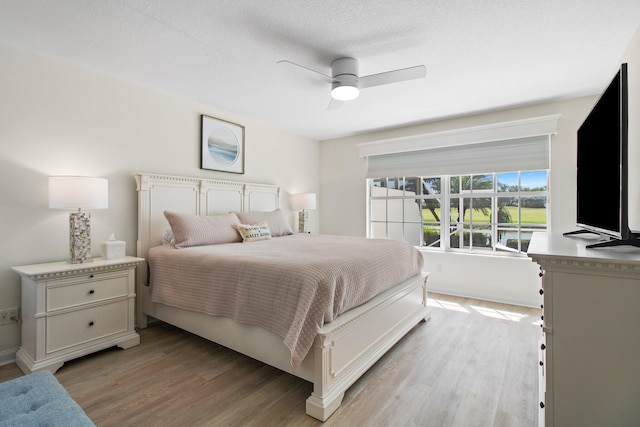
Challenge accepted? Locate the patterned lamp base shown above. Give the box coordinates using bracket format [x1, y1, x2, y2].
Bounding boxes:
[298, 210, 309, 234]
[69, 211, 92, 263]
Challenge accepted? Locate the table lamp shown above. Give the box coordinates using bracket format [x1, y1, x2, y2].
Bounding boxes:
[291, 193, 316, 233]
[49, 176, 108, 263]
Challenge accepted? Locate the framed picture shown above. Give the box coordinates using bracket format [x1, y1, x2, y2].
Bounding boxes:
[200, 115, 245, 174]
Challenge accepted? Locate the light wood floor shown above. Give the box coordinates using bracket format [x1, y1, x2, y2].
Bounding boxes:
[0, 293, 540, 426]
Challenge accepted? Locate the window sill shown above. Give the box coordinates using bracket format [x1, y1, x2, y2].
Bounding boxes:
[417, 246, 529, 259]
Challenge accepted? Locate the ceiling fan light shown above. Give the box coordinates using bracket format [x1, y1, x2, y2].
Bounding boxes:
[331, 83, 359, 101]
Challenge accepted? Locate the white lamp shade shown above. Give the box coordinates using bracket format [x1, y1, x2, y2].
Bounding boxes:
[291, 193, 316, 211]
[49, 176, 109, 209]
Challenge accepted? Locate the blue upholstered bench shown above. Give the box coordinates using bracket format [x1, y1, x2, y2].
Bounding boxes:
[0, 370, 94, 426]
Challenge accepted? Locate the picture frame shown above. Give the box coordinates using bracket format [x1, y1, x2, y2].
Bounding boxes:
[200, 115, 245, 174]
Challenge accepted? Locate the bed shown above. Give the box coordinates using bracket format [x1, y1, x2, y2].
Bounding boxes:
[134, 172, 431, 421]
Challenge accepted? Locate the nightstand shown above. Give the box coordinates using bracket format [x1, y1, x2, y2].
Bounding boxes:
[12, 256, 144, 374]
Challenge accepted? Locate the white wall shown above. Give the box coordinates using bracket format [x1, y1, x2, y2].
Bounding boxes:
[0, 41, 319, 359]
[320, 97, 599, 307]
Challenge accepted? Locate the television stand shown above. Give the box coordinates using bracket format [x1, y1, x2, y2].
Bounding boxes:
[563, 230, 640, 249]
[562, 229, 596, 237]
[585, 237, 640, 249]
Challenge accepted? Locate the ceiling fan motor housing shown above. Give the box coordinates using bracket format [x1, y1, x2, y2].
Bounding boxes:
[331, 57, 359, 79]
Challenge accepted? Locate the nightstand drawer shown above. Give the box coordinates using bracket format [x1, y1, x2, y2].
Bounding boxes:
[46, 301, 128, 354]
[47, 273, 129, 311]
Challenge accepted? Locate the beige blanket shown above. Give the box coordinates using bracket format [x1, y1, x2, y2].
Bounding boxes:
[148, 234, 423, 369]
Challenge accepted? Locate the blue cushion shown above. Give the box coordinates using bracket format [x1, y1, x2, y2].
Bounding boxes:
[0, 370, 94, 426]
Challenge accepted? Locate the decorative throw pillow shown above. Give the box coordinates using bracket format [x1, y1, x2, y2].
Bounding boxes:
[164, 211, 242, 248]
[234, 221, 272, 242]
[235, 209, 293, 237]
[162, 229, 175, 245]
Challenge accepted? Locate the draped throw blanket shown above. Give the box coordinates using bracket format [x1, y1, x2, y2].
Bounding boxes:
[148, 234, 424, 369]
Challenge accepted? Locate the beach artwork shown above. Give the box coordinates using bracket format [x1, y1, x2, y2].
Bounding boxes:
[201, 115, 245, 173]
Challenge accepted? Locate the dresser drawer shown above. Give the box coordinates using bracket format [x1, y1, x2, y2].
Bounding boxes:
[46, 301, 128, 354]
[47, 272, 129, 311]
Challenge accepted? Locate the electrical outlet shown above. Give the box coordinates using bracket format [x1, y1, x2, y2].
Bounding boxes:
[0, 308, 19, 325]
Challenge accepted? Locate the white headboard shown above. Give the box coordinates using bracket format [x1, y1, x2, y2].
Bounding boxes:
[134, 172, 280, 285]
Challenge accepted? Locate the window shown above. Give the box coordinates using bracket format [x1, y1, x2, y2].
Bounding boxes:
[368, 170, 548, 254]
[359, 115, 558, 253]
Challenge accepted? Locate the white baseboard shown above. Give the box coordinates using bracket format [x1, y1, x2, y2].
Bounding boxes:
[0, 347, 18, 367]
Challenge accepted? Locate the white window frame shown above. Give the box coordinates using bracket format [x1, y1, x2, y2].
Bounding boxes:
[367, 170, 549, 255]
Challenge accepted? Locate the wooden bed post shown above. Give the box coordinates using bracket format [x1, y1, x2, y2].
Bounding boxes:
[306, 333, 346, 421]
[134, 173, 150, 328]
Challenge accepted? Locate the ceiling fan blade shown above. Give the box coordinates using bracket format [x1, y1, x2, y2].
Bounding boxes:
[358, 65, 427, 89]
[327, 97, 343, 110]
[277, 60, 334, 84]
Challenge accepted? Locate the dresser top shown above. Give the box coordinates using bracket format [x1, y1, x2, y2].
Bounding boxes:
[528, 232, 640, 264]
[12, 256, 145, 279]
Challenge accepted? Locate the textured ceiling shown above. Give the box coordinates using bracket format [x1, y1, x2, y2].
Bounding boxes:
[1, 0, 640, 140]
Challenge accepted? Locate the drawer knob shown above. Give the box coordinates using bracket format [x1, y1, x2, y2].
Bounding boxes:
[540, 343, 546, 350]
[539, 361, 544, 366]
[89, 274, 95, 278]
[88, 289, 95, 295]
[538, 271, 543, 277]
[540, 402, 545, 409]
[539, 288, 544, 295]
[88, 321, 94, 327]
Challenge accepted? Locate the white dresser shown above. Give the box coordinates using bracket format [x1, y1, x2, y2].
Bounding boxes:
[528, 232, 640, 427]
[12, 256, 144, 374]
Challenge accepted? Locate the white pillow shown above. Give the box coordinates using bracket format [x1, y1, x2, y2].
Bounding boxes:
[234, 221, 272, 242]
[235, 210, 293, 237]
[164, 211, 242, 248]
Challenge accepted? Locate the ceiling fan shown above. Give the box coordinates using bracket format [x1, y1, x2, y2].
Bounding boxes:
[277, 57, 427, 109]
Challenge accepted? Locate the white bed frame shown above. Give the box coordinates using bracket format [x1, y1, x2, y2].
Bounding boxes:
[134, 172, 431, 421]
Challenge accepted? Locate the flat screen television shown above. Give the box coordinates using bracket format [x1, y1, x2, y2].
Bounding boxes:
[565, 63, 640, 248]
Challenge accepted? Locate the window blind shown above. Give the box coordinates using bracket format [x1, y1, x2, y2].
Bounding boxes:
[360, 114, 558, 179]
[366, 135, 550, 178]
